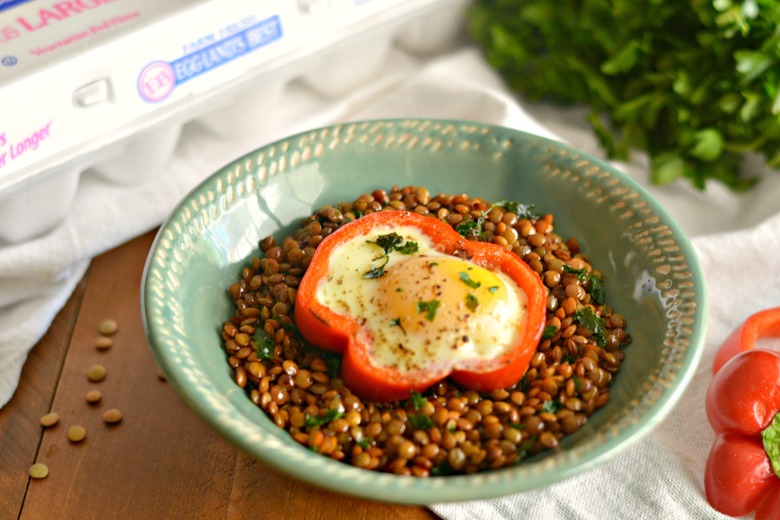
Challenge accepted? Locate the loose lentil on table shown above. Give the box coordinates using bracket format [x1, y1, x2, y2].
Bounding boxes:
[40, 412, 59, 428]
[28, 463, 49, 479]
[221, 186, 631, 476]
[67, 425, 86, 443]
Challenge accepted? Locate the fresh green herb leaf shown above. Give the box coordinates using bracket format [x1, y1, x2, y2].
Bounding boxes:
[370, 232, 403, 254]
[416, 299, 440, 321]
[493, 200, 541, 220]
[395, 241, 419, 255]
[517, 436, 537, 461]
[356, 438, 370, 449]
[573, 375, 582, 392]
[456, 219, 483, 239]
[390, 317, 406, 335]
[431, 461, 455, 476]
[369, 232, 418, 255]
[573, 307, 608, 347]
[509, 422, 525, 430]
[282, 322, 298, 333]
[363, 255, 390, 279]
[542, 325, 557, 341]
[321, 351, 342, 379]
[465, 293, 479, 312]
[563, 352, 579, 364]
[409, 414, 435, 430]
[365, 233, 418, 278]
[305, 409, 344, 428]
[252, 329, 275, 360]
[458, 271, 482, 289]
[410, 390, 426, 412]
[468, 0, 771, 192]
[563, 265, 605, 305]
[541, 400, 562, 414]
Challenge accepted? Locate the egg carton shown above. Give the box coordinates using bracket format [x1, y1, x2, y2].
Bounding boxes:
[0, 0, 472, 244]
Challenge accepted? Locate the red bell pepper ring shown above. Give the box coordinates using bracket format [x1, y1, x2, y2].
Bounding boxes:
[705, 307, 780, 520]
[294, 210, 547, 402]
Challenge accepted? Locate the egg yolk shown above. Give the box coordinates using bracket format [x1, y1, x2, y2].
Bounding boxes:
[376, 257, 522, 364]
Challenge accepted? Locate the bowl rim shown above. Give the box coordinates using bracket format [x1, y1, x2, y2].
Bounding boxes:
[141, 117, 709, 504]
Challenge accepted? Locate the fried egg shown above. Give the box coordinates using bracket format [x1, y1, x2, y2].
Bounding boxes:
[315, 224, 529, 373]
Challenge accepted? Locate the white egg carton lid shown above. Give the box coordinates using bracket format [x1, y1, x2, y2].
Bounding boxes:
[0, 0, 470, 242]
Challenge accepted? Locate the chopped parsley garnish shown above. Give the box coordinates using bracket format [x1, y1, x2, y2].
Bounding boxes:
[364, 233, 418, 278]
[573, 307, 608, 347]
[573, 375, 582, 392]
[416, 299, 440, 321]
[456, 200, 542, 240]
[541, 400, 562, 414]
[368, 232, 418, 255]
[321, 351, 342, 379]
[252, 329, 275, 360]
[465, 293, 479, 312]
[456, 219, 483, 240]
[363, 255, 390, 279]
[409, 414, 435, 430]
[458, 271, 481, 289]
[520, 374, 528, 392]
[541, 325, 557, 341]
[493, 200, 541, 220]
[305, 409, 344, 428]
[409, 390, 426, 412]
[395, 241, 419, 255]
[281, 322, 298, 333]
[356, 438, 370, 449]
[517, 436, 537, 461]
[370, 232, 404, 253]
[563, 265, 605, 305]
[431, 461, 454, 476]
[390, 317, 406, 335]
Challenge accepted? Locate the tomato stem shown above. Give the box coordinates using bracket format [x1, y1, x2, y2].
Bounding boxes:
[763, 412, 780, 478]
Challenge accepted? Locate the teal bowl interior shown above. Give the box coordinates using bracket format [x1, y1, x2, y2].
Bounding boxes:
[141, 119, 708, 504]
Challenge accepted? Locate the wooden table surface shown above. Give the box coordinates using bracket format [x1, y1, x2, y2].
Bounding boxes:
[0, 230, 439, 520]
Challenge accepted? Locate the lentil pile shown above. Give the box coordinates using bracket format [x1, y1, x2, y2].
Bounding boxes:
[221, 186, 631, 476]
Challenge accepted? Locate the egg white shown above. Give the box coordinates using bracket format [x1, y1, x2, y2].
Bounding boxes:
[315, 223, 528, 373]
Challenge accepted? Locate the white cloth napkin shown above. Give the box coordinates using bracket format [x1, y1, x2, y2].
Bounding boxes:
[2, 43, 780, 519]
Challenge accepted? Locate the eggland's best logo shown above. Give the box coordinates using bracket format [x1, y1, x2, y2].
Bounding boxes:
[135, 15, 283, 104]
[137, 61, 175, 103]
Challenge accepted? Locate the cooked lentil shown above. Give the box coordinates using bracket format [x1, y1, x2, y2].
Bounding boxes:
[221, 186, 631, 476]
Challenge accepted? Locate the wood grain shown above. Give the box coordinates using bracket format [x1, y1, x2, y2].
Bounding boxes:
[0, 275, 86, 519]
[3, 230, 438, 520]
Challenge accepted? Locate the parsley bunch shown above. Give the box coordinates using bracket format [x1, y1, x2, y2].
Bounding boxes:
[468, 0, 780, 191]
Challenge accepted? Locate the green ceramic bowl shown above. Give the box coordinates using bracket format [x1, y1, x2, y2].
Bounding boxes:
[141, 119, 707, 504]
